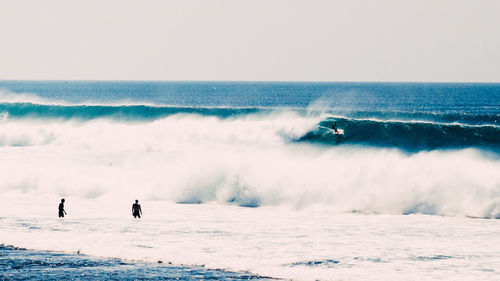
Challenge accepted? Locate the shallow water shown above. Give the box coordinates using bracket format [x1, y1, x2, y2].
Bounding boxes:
[0, 245, 270, 280]
[1, 201, 499, 280]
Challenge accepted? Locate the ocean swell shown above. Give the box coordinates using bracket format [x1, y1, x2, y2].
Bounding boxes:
[0, 102, 263, 121]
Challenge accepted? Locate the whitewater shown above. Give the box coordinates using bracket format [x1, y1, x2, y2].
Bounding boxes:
[0, 81, 499, 280]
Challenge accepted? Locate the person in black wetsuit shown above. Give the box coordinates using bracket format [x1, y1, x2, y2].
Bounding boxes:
[132, 200, 142, 218]
[58, 199, 67, 218]
[332, 122, 339, 134]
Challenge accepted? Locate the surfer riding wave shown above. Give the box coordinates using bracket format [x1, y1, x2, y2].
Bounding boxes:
[332, 122, 341, 134]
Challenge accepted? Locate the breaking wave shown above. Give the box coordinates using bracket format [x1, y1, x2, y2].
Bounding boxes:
[1, 102, 499, 152]
[298, 116, 500, 152]
[1, 102, 499, 219]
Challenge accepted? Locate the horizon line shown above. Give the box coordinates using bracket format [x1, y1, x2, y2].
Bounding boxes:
[1, 79, 500, 85]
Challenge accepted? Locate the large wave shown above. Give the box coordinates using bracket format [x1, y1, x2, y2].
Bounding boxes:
[299, 116, 500, 152]
[1, 102, 499, 152]
[1, 103, 499, 219]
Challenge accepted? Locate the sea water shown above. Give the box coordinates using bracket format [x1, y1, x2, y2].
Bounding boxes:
[0, 81, 499, 280]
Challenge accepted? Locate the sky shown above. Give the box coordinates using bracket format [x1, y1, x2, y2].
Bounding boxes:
[0, 0, 499, 82]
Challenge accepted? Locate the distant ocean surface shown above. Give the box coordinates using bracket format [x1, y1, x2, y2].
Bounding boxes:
[0, 81, 499, 280]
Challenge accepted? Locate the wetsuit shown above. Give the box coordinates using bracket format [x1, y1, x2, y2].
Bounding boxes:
[58, 203, 65, 217]
[332, 124, 339, 134]
[132, 203, 142, 218]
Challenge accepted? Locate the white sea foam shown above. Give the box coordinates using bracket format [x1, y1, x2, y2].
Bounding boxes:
[1, 202, 499, 280]
[1, 111, 499, 280]
[0, 112, 498, 218]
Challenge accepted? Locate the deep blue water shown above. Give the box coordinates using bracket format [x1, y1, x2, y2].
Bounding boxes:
[1, 81, 499, 114]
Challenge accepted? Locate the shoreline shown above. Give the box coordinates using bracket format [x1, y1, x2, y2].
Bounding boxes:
[0, 244, 276, 280]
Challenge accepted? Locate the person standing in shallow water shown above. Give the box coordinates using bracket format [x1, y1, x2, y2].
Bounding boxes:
[58, 199, 67, 218]
[132, 200, 142, 218]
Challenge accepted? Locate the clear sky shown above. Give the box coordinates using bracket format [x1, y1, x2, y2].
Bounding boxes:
[0, 0, 499, 82]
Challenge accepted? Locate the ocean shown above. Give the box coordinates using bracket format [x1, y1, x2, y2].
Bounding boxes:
[0, 81, 499, 280]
